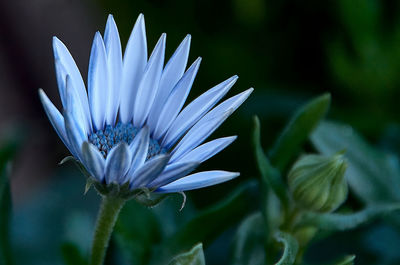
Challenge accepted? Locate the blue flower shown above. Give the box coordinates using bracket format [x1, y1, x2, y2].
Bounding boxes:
[39, 14, 253, 194]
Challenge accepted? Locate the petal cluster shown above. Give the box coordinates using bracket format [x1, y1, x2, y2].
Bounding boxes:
[40, 14, 252, 193]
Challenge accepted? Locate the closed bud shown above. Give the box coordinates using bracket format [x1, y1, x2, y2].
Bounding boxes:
[288, 152, 348, 213]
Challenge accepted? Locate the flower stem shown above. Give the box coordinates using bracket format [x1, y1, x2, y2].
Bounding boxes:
[90, 195, 125, 265]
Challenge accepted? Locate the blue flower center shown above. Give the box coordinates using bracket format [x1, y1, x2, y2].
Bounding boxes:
[88, 123, 166, 159]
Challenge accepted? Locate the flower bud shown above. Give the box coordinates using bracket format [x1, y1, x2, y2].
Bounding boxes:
[288, 152, 348, 213]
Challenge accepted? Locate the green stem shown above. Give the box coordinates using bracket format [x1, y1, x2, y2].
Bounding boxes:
[90, 196, 125, 265]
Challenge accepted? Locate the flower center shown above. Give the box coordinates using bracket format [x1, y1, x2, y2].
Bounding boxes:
[88, 123, 166, 159]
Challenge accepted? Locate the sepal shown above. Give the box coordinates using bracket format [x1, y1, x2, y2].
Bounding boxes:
[133, 189, 168, 207]
[59, 156, 92, 179]
[91, 180, 168, 206]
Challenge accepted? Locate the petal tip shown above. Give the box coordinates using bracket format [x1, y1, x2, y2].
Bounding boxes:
[52, 36, 61, 45]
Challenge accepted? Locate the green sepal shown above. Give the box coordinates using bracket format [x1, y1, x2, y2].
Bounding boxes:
[253, 116, 289, 210]
[94, 181, 131, 197]
[297, 203, 400, 231]
[133, 190, 168, 207]
[269, 93, 331, 171]
[331, 255, 356, 265]
[85, 177, 97, 195]
[93, 181, 109, 195]
[274, 231, 299, 265]
[59, 156, 92, 179]
[59, 156, 76, 165]
[93, 180, 168, 207]
[168, 243, 206, 265]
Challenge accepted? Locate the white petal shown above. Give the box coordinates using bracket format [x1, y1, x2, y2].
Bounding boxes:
[129, 154, 170, 189]
[162, 76, 238, 148]
[104, 15, 123, 125]
[39, 89, 70, 150]
[148, 161, 199, 188]
[64, 111, 86, 161]
[81, 141, 105, 181]
[172, 136, 237, 163]
[170, 111, 232, 161]
[152, 57, 201, 139]
[53, 37, 92, 132]
[133, 33, 166, 127]
[128, 127, 150, 171]
[156, 171, 240, 193]
[65, 75, 88, 137]
[170, 88, 253, 160]
[104, 142, 132, 184]
[88, 32, 108, 131]
[54, 59, 68, 108]
[199, 88, 253, 121]
[147, 35, 191, 129]
[120, 14, 147, 123]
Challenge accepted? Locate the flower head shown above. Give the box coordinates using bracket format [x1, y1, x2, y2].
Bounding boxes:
[40, 14, 252, 196]
[288, 152, 348, 213]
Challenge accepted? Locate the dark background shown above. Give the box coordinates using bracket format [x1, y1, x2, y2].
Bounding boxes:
[1, 0, 400, 264]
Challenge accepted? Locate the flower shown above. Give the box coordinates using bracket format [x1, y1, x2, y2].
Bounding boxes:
[287, 152, 348, 213]
[39, 14, 253, 195]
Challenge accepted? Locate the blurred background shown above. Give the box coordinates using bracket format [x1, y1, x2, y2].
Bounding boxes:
[1, 0, 400, 264]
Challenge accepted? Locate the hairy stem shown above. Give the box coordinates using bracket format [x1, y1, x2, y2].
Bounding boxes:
[90, 195, 125, 265]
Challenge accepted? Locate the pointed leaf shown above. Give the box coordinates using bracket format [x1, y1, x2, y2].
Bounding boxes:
[311, 121, 400, 203]
[168, 243, 205, 265]
[299, 203, 400, 231]
[252, 116, 289, 208]
[269, 93, 331, 170]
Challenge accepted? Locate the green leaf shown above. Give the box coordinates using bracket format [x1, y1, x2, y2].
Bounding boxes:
[231, 212, 266, 265]
[154, 181, 257, 264]
[274, 231, 299, 265]
[168, 243, 205, 265]
[299, 203, 400, 231]
[253, 116, 289, 209]
[331, 255, 356, 265]
[60, 242, 87, 265]
[269, 93, 331, 171]
[311, 121, 400, 203]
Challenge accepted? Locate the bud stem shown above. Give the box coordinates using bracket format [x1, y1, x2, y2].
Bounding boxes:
[90, 195, 125, 265]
